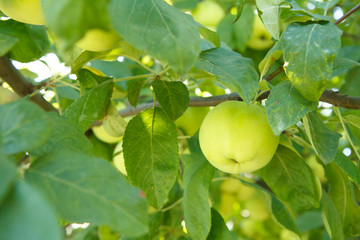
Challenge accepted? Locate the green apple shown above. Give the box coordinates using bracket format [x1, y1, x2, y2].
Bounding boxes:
[220, 178, 255, 201]
[93, 124, 122, 144]
[0, 87, 19, 104]
[175, 107, 210, 136]
[192, 0, 224, 28]
[0, 0, 44, 25]
[113, 141, 127, 176]
[76, 29, 122, 52]
[199, 101, 279, 174]
[244, 197, 270, 221]
[219, 192, 237, 219]
[247, 15, 273, 50]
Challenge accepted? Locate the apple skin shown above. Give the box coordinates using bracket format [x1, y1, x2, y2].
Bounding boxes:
[247, 16, 273, 50]
[220, 178, 255, 201]
[199, 101, 279, 174]
[175, 107, 210, 136]
[113, 141, 127, 176]
[93, 124, 122, 144]
[192, 0, 224, 28]
[76, 29, 122, 52]
[0, 0, 44, 25]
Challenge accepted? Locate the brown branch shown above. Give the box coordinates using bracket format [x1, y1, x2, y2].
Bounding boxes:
[0, 55, 57, 112]
[120, 90, 360, 117]
[334, 2, 360, 25]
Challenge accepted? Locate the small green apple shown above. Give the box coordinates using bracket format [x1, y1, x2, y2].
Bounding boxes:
[0, 0, 44, 25]
[175, 107, 210, 136]
[220, 178, 255, 201]
[93, 124, 122, 144]
[192, 0, 224, 28]
[199, 101, 279, 174]
[76, 29, 122, 52]
[244, 197, 270, 221]
[247, 15, 273, 50]
[113, 141, 127, 176]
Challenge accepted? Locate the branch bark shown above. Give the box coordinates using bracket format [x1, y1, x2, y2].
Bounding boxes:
[0, 55, 57, 112]
[119, 90, 360, 117]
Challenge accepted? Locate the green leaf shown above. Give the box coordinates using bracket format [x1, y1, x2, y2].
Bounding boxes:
[63, 80, 114, 133]
[127, 79, 146, 107]
[258, 145, 321, 209]
[43, 0, 112, 48]
[77, 68, 112, 92]
[283, 0, 332, 21]
[198, 25, 221, 48]
[265, 80, 318, 135]
[233, 0, 245, 23]
[0, 33, 18, 56]
[0, 181, 62, 240]
[0, 100, 53, 155]
[321, 190, 344, 240]
[183, 153, 215, 240]
[207, 208, 234, 240]
[26, 150, 148, 237]
[258, 42, 283, 79]
[195, 47, 259, 103]
[30, 112, 93, 157]
[239, 179, 300, 236]
[151, 80, 189, 120]
[70, 41, 141, 73]
[0, 20, 49, 63]
[123, 108, 179, 208]
[333, 150, 360, 189]
[217, 5, 254, 52]
[109, 0, 201, 76]
[280, 22, 342, 101]
[314, 0, 338, 11]
[303, 112, 341, 164]
[0, 159, 16, 203]
[255, 0, 283, 40]
[332, 57, 360, 76]
[326, 163, 360, 237]
[295, 210, 323, 232]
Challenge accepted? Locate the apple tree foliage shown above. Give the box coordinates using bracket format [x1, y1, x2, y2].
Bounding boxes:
[0, 0, 360, 239]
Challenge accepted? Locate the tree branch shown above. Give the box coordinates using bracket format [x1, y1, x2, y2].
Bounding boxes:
[119, 90, 360, 117]
[334, 2, 360, 25]
[0, 55, 57, 112]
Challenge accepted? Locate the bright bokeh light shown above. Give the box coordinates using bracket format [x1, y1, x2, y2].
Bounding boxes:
[12, 53, 70, 82]
[226, 220, 234, 230]
[343, 147, 352, 156]
[241, 209, 250, 218]
[333, 6, 344, 20]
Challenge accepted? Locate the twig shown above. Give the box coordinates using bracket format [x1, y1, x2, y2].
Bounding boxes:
[119, 90, 360, 117]
[0, 55, 57, 112]
[334, 2, 360, 25]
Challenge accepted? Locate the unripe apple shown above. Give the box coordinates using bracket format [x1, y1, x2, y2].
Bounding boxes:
[244, 197, 269, 221]
[220, 178, 255, 201]
[0, 0, 45, 25]
[192, 0, 224, 27]
[175, 107, 210, 136]
[113, 141, 126, 176]
[199, 101, 279, 174]
[76, 29, 122, 52]
[247, 15, 273, 50]
[93, 124, 122, 144]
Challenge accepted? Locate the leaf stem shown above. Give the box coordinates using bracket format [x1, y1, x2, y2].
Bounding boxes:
[52, 86, 63, 115]
[333, 106, 360, 161]
[113, 74, 154, 83]
[161, 197, 183, 212]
